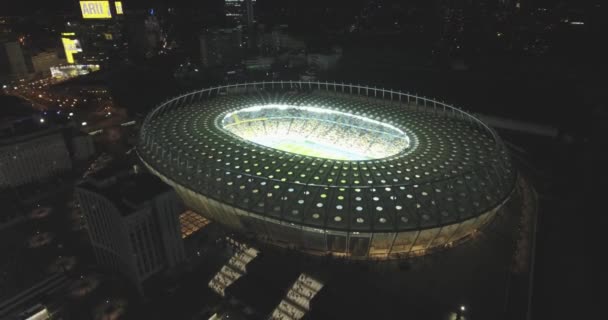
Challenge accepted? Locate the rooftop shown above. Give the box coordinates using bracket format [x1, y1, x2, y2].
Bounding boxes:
[85, 154, 134, 181]
[0, 125, 66, 147]
[80, 171, 171, 216]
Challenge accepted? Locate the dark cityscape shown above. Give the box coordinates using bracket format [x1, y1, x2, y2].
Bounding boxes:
[0, 0, 603, 319]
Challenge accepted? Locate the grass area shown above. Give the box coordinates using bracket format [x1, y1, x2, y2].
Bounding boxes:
[273, 140, 368, 160]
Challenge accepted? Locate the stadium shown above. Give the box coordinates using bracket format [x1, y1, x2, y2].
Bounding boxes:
[137, 81, 517, 259]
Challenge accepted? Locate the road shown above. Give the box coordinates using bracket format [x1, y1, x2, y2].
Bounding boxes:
[3, 75, 129, 132]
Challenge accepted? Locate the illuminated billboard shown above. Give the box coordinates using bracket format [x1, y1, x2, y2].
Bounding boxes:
[61, 38, 83, 64]
[115, 1, 124, 15]
[80, 1, 112, 19]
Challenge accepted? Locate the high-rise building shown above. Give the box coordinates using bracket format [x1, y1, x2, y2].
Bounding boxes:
[76, 167, 186, 294]
[0, 38, 29, 80]
[245, 0, 255, 27]
[225, 0, 256, 27]
[128, 14, 162, 59]
[199, 28, 243, 67]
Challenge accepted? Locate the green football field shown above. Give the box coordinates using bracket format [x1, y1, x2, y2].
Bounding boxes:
[273, 140, 369, 160]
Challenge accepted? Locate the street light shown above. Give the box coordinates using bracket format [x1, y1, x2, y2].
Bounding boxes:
[460, 305, 466, 312]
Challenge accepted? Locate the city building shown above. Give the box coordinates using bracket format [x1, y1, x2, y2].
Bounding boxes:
[1, 37, 66, 80]
[137, 82, 517, 260]
[0, 16, 13, 34]
[244, 56, 274, 71]
[75, 165, 186, 294]
[278, 51, 306, 69]
[30, 51, 63, 77]
[61, 1, 127, 67]
[127, 14, 162, 59]
[199, 28, 243, 68]
[0, 37, 29, 80]
[307, 47, 343, 71]
[225, 0, 256, 27]
[245, 0, 255, 27]
[0, 126, 96, 189]
[0, 189, 21, 228]
[0, 97, 95, 188]
[62, 21, 125, 66]
[72, 131, 96, 161]
[259, 25, 305, 53]
[0, 127, 72, 188]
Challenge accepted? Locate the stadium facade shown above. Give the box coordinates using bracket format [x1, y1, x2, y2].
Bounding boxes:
[138, 81, 516, 259]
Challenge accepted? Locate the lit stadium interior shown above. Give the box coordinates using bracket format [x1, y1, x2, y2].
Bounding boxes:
[220, 104, 411, 161]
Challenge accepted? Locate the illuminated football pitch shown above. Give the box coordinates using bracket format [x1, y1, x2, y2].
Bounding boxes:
[250, 137, 370, 160]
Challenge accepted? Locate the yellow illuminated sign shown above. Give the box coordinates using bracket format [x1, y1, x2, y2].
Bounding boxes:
[80, 1, 112, 19]
[61, 32, 76, 36]
[62, 38, 82, 64]
[115, 1, 124, 15]
[103, 33, 113, 40]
